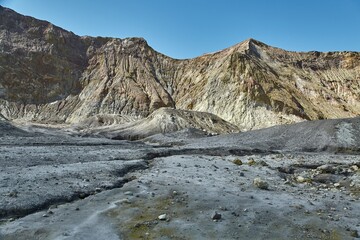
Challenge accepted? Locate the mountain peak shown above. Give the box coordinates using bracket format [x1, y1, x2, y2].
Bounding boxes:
[1, 6, 360, 132]
[225, 38, 269, 54]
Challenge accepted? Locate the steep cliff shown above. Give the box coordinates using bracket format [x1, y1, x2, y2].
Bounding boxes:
[1, 6, 359, 130]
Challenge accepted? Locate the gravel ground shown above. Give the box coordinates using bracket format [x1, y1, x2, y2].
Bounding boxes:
[0, 119, 359, 239]
[1, 153, 359, 239]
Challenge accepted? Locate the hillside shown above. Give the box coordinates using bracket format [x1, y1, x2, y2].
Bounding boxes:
[1, 6, 359, 131]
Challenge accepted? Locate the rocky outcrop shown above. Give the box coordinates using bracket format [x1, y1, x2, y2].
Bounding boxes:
[1, 6, 359, 130]
[173, 39, 360, 130]
[76, 107, 239, 140]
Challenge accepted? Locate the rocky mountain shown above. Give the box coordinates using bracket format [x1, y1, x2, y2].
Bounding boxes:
[1, 6, 359, 131]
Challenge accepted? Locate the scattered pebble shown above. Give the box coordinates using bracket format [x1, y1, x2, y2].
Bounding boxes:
[116, 198, 131, 205]
[253, 178, 269, 190]
[317, 164, 334, 174]
[124, 191, 133, 196]
[232, 159, 243, 166]
[296, 176, 307, 183]
[258, 160, 268, 166]
[248, 158, 256, 166]
[211, 212, 222, 220]
[350, 229, 359, 238]
[158, 214, 167, 220]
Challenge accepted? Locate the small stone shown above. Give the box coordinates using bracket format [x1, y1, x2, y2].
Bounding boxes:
[333, 183, 340, 187]
[296, 176, 307, 183]
[75, 207, 80, 211]
[8, 190, 18, 198]
[253, 178, 269, 190]
[158, 214, 167, 220]
[350, 230, 359, 238]
[219, 206, 228, 211]
[42, 214, 49, 217]
[79, 193, 87, 199]
[350, 165, 359, 171]
[124, 191, 133, 196]
[313, 174, 334, 184]
[317, 164, 335, 174]
[116, 198, 131, 205]
[258, 160, 268, 166]
[248, 158, 256, 166]
[211, 212, 222, 220]
[232, 159, 243, 166]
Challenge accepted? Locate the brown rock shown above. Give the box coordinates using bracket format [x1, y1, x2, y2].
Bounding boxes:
[1, 6, 360, 132]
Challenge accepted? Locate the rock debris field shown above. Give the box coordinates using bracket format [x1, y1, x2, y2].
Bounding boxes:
[0, 119, 360, 240]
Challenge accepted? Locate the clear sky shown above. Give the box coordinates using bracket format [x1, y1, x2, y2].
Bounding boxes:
[1, 0, 359, 59]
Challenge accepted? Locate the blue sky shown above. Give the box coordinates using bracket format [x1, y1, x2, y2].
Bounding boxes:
[1, 0, 359, 59]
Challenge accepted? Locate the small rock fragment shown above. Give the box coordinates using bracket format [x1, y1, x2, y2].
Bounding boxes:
[248, 158, 256, 166]
[79, 193, 87, 199]
[350, 165, 359, 172]
[350, 230, 359, 238]
[296, 176, 307, 183]
[253, 178, 269, 190]
[8, 190, 18, 198]
[317, 164, 335, 174]
[258, 160, 268, 166]
[232, 159, 243, 166]
[116, 198, 131, 205]
[158, 214, 167, 220]
[313, 174, 334, 184]
[124, 191, 133, 196]
[211, 212, 222, 220]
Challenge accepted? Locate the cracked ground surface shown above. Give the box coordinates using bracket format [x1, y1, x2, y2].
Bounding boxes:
[0, 123, 359, 239]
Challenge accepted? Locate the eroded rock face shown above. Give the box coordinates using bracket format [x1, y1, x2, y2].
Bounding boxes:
[77, 107, 239, 140]
[1, 6, 359, 130]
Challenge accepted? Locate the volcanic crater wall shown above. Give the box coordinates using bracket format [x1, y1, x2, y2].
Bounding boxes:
[1, 6, 359, 130]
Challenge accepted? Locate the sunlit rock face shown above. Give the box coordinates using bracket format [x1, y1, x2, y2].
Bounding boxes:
[1, 6, 359, 130]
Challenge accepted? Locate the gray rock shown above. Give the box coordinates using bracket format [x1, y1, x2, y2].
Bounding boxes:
[211, 212, 222, 220]
[158, 214, 167, 220]
[317, 164, 335, 174]
[253, 178, 269, 190]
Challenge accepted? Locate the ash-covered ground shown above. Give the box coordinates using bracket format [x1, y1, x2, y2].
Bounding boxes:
[0, 119, 359, 240]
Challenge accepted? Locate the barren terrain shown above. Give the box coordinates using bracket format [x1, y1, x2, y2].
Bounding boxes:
[0, 119, 359, 240]
[1, 6, 360, 240]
